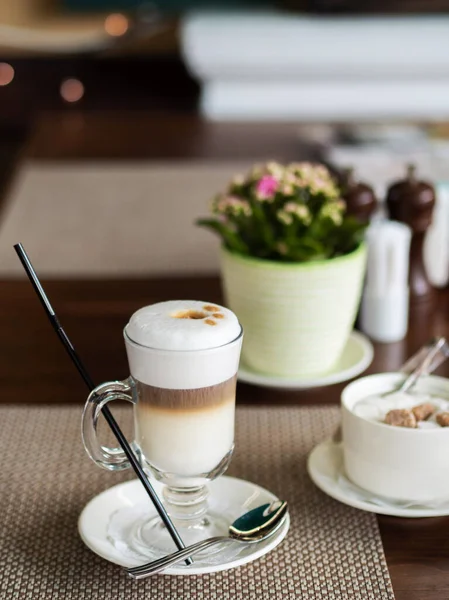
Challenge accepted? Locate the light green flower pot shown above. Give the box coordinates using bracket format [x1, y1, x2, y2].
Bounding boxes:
[221, 243, 367, 377]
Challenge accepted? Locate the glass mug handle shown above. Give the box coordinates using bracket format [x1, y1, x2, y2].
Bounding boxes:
[82, 378, 136, 471]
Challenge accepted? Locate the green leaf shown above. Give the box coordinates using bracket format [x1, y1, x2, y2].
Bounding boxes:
[196, 218, 249, 254]
[248, 201, 275, 250]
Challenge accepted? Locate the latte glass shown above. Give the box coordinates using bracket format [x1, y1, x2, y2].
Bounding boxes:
[82, 321, 243, 554]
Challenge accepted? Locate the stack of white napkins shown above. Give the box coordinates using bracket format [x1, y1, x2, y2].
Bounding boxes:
[181, 11, 449, 121]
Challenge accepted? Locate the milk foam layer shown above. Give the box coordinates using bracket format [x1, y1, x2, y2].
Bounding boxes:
[124, 301, 243, 389]
[354, 391, 449, 429]
[126, 300, 241, 351]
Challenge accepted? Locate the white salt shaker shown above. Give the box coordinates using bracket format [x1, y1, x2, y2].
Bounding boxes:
[424, 182, 449, 288]
[360, 220, 412, 343]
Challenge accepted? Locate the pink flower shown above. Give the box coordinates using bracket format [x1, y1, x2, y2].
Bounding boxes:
[255, 175, 278, 200]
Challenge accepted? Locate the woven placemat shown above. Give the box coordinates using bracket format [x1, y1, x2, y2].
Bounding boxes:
[0, 405, 395, 599]
[0, 161, 253, 277]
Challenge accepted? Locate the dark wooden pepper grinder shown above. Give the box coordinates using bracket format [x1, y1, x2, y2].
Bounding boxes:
[341, 168, 377, 223]
[386, 164, 435, 303]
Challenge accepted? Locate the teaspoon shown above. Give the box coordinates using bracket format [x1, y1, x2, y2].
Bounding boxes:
[126, 499, 288, 579]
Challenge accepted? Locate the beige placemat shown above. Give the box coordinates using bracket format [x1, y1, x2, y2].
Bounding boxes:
[0, 405, 395, 599]
[0, 161, 253, 277]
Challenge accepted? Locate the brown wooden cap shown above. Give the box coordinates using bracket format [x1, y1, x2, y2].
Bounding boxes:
[386, 163, 435, 233]
[341, 167, 377, 223]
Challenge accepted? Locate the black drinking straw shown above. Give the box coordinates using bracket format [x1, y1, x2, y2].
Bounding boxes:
[14, 243, 192, 566]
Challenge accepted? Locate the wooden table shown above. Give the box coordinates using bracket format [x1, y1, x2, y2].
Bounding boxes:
[1, 110, 449, 599]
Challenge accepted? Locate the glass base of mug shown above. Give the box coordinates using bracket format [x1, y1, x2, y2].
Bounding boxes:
[106, 482, 246, 566]
[131, 483, 225, 557]
[107, 449, 238, 564]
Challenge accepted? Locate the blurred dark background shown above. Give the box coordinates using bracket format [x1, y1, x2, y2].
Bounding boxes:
[1, 0, 449, 130]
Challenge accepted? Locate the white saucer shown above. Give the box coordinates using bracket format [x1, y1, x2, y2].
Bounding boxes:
[78, 475, 290, 575]
[238, 331, 373, 390]
[307, 439, 449, 518]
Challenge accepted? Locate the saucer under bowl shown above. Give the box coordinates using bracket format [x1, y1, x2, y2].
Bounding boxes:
[307, 439, 449, 518]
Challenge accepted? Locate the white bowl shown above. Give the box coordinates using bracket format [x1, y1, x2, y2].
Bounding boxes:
[341, 373, 449, 503]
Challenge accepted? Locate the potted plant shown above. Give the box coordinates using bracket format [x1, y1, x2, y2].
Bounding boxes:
[197, 162, 367, 377]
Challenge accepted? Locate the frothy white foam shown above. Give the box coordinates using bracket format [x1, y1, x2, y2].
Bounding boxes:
[126, 300, 241, 351]
[354, 391, 449, 427]
[124, 301, 243, 389]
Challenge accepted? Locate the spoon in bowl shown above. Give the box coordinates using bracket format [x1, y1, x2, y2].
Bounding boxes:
[391, 336, 449, 396]
[126, 499, 288, 579]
